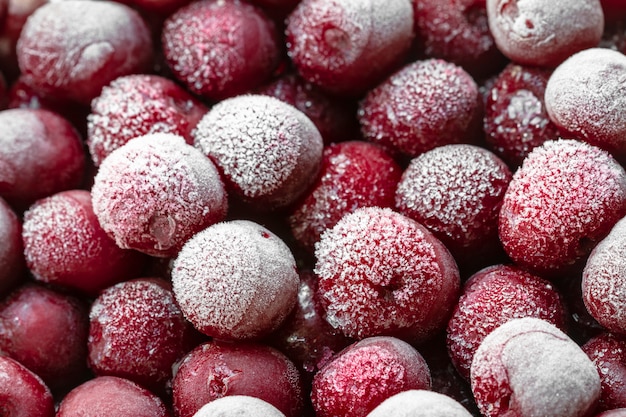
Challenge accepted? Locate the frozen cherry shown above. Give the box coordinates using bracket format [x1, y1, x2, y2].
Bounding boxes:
[0, 197, 24, 297]
[0, 108, 86, 211]
[0, 355, 55, 417]
[162, 0, 281, 101]
[412, 0, 507, 77]
[471, 317, 601, 417]
[117, 0, 193, 15]
[193, 95, 323, 211]
[583, 332, 626, 411]
[545, 48, 626, 164]
[269, 270, 353, 379]
[446, 264, 567, 380]
[484, 63, 559, 167]
[499, 139, 626, 275]
[395, 144, 512, 273]
[193, 396, 287, 417]
[0, 284, 89, 394]
[88, 278, 199, 395]
[366, 390, 474, 417]
[358, 59, 481, 159]
[486, 0, 604, 67]
[285, 0, 414, 97]
[596, 410, 626, 417]
[256, 72, 359, 145]
[56, 376, 171, 417]
[91, 133, 228, 258]
[16, 0, 153, 105]
[22, 190, 147, 296]
[583, 216, 626, 334]
[315, 206, 460, 343]
[172, 220, 299, 340]
[311, 336, 431, 417]
[87, 74, 208, 166]
[288, 141, 402, 253]
[171, 340, 303, 417]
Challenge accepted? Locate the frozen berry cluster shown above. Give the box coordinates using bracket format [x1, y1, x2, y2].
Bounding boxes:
[2, 0, 626, 416]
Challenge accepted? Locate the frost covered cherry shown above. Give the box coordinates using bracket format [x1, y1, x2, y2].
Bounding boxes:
[0, 108, 85, 211]
[583, 216, 626, 334]
[22, 190, 147, 296]
[172, 220, 299, 340]
[315, 206, 460, 342]
[446, 264, 567, 380]
[471, 317, 601, 417]
[596, 410, 626, 417]
[311, 336, 431, 417]
[484, 63, 559, 167]
[88, 278, 199, 395]
[285, 0, 414, 97]
[162, 0, 281, 101]
[172, 341, 303, 417]
[91, 133, 228, 258]
[395, 144, 512, 273]
[0, 284, 89, 394]
[366, 390, 473, 417]
[87, 74, 208, 166]
[0, 197, 24, 297]
[583, 333, 626, 411]
[499, 139, 626, 275]
[193, 396, 287, 417]
[412, 0, 506, 77]
[0, 355, 55, 417]
[193, 95, 323, 211]
[486, 0, 604, 67]
[56, 376, 171, 417]
[358, 59, 481, 159]
[16, 0, 153, 105]
[256, 72, 359, 145]
[545, 48, 626, 164]
[288, 141, 402, 253]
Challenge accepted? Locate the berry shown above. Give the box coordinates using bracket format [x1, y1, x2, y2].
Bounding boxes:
[193, 396, 287, 417]
[583, 333, 626, 411]
[366, 390, 474, 417]
[0, 196, 24, 297]
[0, 355, 55, 417]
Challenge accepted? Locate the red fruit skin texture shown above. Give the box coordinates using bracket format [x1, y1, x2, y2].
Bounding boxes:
[285, 0, 414, 97]
[486, 0, 604, 67]
[358, 59, 481, 159]
[412, 0, 507, 78]
[88, 278, 200, 395]
[193, 95, 324, 211]
[314, 206, 460, 343]
[310, 336, 432, 417]
[498, 139, 626, 276]
[0, 108, 86, 212]
[470, 317, 601, 417]
[0, 284, 89, 395]
[484, 63, 560, 167]
[583, 216, 626, 334]
[91, 133, 228, 258]
[117, 0, 194, 15]
[56, 376, 172, 417]
[171, 341, 304, 417]
[256, 72, 359, 145]
[87, 74, 208, 166]
[596, 410, 626, 417]
[0, 196, 24, 298]
[545, 48, 626, 165]
[269, 270, 353, 380]
[395, 144, 512, 274]
[288, 140, 402, 253]
[22, 190, 148, 296]
[366, 390, 474, 417]
[583, 333, 626, 412]
[446, 264, 567, 380]
[162, 0, 281, 101]
[171, 220, 299, 340]
[0, 355, 55, 417]
[16, 0, 153, 105]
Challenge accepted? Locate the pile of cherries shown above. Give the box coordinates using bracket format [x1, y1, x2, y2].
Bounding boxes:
[1, 0, 626, 416]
